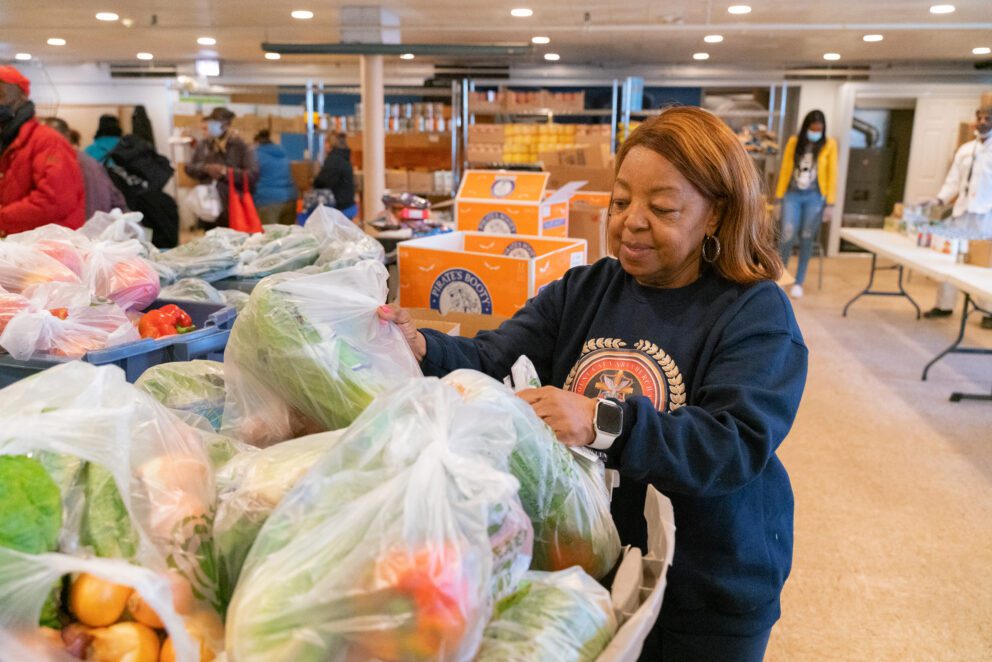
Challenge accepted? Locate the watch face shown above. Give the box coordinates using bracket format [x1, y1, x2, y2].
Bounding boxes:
[596, 400, 623, 435]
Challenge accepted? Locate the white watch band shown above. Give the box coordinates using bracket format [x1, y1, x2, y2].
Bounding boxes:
[589, 427, 618, 450]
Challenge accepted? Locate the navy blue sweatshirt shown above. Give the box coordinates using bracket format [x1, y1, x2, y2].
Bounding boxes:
[419, 257, 807, 636]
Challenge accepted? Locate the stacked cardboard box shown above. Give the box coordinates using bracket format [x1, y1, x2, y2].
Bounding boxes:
[541, 145, 615, 191]
[467, 123, 612, 165]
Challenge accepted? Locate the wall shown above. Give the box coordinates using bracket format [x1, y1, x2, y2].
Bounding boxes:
[796, 80, 844, 138]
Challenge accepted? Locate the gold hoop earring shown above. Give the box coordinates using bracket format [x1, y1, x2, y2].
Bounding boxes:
[702, 234, 721, 263]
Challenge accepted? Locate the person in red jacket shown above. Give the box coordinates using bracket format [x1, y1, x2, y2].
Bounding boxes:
[0, 66, 85, 236]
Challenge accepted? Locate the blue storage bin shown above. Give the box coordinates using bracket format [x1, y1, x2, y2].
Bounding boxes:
[211, 277, 261, 294]
[0, 299, 236, 387]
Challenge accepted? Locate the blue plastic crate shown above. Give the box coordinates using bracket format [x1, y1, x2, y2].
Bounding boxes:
[0, 299, 236, 387]
[211, 276, 261, 294]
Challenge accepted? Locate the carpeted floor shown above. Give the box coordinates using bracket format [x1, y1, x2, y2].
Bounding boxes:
[765, 254, 992, 661]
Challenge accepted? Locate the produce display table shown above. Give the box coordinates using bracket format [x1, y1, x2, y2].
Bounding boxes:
[840, 228, 992, 402]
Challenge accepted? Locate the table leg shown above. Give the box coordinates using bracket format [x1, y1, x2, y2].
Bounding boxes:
[921, 294, 992, 403]
[842, 253, 922, 318]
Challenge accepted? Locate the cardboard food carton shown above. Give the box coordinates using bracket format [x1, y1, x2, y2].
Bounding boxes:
[542, 145, 615, 192]
[569, 201, 610, 264]
[405, 307, 510, 337]
[398, 231, 586, 317]
[386, 169, 409, 191]
[966, 239, 992, 267]
[468, 123, 506, 144]
[456, 170, 583, 237]
[407, 170, 435, 194]
[290, 161, 315, 192]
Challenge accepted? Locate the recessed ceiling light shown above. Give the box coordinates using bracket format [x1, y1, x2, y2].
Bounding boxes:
[121, 18, 134, 28]
[704, 35, 724, 43]
[693, 52, 710, 60]
[727, 5, 752, 15]
[264, 52, 281, 60]
[532, 36, 551, 44]
[863, 34, 884, 42]
[95, 12, 119, 21]
[974, 46, 992, 55]
[929, 4, 955, 14]
[14, 53, 31, 61]
[544, 52, 560, 61]
[47, 38, 66, 46]
[136, 52, 153, 61]
[197, 37, 216, 46]
[400, 53, 415, 60]
[823, 52, 841, 61]
[291, 10, 314, 19]
[511, 8, 534, 18]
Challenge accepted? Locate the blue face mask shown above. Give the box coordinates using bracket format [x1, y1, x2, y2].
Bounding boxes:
[807, 130, 823, 142]
[206, 120, 224, 138]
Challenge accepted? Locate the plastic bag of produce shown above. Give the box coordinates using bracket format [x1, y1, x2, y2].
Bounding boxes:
[226, 377, 533, 662]
[0, 548, 207, 662]
[305, 205, 385, 269]
[136, 361, 227, 430]
[237, 232, 320, 278]
[159, 278, 226, 305]
[80, 209, 150, 244]
[152, 234, 243, 282]
[81, 239, 160, 311]
[475, 568, 617, 662]
[223, 260, 421, 445]
[0, 241, 82, 293]
[5, 224, 89, 278]
[219, 289, 249, 312]
[0, 362, 223, 614]
[0, 285, 30, 334]
[443, 370, 621, 579]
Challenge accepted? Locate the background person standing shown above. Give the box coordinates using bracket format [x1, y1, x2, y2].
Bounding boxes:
[313, 132, 357, 219]
[252, 129, 297, 225]
[84, 114, 123, 163]
[185, 107, 258, 228]
[42, 117, 128, 219]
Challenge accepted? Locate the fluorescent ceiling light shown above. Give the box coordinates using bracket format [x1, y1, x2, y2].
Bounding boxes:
[727, 5, 752, 15]
[291, 10, 314, 19]
[511, 8, 534, 18]
[47, 38, 66, 46]
[823, 52, 841, 61]
[400, 53, 415, 60]
[929, 5, 955, 14]
[863, 34, 884, 42]
[197, 37, 216, 46]
[95, 12, 119, 21]
[693, 52, 710, 60]
[544, 52, 560, 61]
[14, 53, 31, 61]
[973, 46, 991, 55]
[136, 52, 154, 60]
[532, 36, 550, 44]
[264, 52, 281, 60]
[195, 59, 220, 77]
[704, 35, 724, 43]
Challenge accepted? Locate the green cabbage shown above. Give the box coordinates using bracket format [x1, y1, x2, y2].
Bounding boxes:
[136, 360, 227, 430]
[0, 455, 62, 554]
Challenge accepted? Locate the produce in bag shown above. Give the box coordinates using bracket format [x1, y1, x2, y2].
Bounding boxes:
[5, 224, 89, 278]
[0, 285, 30, 334]
[159, 278, 226, 305]
[151, 233, 242, 282]
[219, 289, 249, 313]
[475, 568, 617, 662]
[226, 377, 533, 662]
[81, 239, 160, 311]
[443, 370, 621, 579]
[0, 362, 224, 615]
[237, 232, 320, 278]
[80, 209, 150, 244]
[304, 204, 385, 269]
[136, 361, 227, 431]
[223, 260, 421, 443]
[0, 241, 81, 293]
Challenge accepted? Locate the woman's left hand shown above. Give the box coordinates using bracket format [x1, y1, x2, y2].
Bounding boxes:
[822, 204, 834, 222]
[517, 387, 598, 447]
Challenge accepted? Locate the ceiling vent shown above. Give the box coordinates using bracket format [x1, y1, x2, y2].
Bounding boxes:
[109, 64, 178, 79]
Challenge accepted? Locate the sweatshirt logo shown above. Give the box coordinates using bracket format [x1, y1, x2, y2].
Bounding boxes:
[478, 211, 516, 234]
[429, 268, 493, 314]
[564, 338, 685, 412]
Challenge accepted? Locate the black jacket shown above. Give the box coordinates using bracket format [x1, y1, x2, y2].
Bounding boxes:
[313, 147, 356, 210]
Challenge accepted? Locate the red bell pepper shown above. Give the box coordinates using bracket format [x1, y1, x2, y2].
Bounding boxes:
[48, 308, 69, 320]
[138, 304, 196, 339]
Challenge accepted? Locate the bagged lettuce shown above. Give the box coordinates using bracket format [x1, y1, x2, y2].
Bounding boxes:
[475, 568, 617, 662]
[152, 233, 242, 282]
[443, 370, 621, 580]
[136, 361, 227, 430]
[220, 289, 249, 312]
[304, 205, 384, 269]
[223, 260, 421, 445]
[159, 278, 226, 305]
[226, 377, 533, 662]
[238, 232, 320, 278]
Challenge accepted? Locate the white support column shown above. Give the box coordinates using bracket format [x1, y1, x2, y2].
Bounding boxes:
[360, 54, 385, 222]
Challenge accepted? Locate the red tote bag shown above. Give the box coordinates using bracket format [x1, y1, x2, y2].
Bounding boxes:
[240, 170, 263, 233]
[227, 168, 262, 233]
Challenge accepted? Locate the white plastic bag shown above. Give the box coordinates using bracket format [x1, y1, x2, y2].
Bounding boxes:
[226, 377, 533, 662]
[187, 183, 222, 222]
[81, 208, 150, 244]
[304, 204, 385, 269]
[5, 224, 89, 278]
[0, 241, 81, 293]
[160, 278, 226, 304]
[81, 239, 160, 311]
[223, 260, 421, 445]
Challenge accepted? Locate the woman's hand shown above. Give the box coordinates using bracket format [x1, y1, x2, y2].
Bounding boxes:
[517, 387, 598, 447]
[377, 305, 427, 362]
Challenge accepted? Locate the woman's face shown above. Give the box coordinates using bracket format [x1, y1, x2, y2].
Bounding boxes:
[608, 146, 718, 288]
[808, 121, 825, 133]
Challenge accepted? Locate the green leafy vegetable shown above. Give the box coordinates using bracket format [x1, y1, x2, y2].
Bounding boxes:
[0, 455, 62, 554]
[80, 463, 138, 559]
[136, 360, 227, 430]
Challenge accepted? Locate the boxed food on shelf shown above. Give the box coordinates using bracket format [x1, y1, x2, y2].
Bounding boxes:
[456, 170, 584, 237]
[386, 168, 409, 191]
[468, 123, 506, 144]
[398, 231, 586, 316]
[542, 145, 616, 191]
[290, 161, 315, 192]
[467, 143, 504, 164]
[407, 170, 435, 194]
[231, 114, 270, 135]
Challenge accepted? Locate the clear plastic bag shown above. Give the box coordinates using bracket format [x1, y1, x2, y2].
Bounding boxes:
[443, 370, 621, 580]
[305, 205, 385, 270]
[81, 239, 161, 311]
[136, 360, 227, 430]
[0, 548, 201, 662]
[81, 209, 151, 244]
[152, 234, 243, 282]
[0, 362, 221, 614]
[0, 241, 82, 293]
[475, 568, 617, 662]
[238, 233, 320, 279]
[226, 377, 533, 662]
[159, 278, 226, 305]
[0, 285, 30, 334]
[220, 289, 249, 312]
[223, 260, 421, 444]
[187, 183, 222, 223]
[5, 224, 89, 278]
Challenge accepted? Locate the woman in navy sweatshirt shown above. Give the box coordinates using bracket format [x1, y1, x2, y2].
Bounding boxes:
[381, 106, 807, 661]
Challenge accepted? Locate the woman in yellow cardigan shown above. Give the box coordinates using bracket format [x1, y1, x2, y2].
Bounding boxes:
[775, 110, 837, 298]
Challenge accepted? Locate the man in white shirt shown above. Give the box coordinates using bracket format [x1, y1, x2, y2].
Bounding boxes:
[922, 105, 992, 328]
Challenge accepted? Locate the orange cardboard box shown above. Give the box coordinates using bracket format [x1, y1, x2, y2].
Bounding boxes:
[398, 231, 587, 317]
[455, 170, 584, 238]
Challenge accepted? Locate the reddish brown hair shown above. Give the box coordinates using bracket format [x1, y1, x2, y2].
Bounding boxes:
[615, 106, 782, 284]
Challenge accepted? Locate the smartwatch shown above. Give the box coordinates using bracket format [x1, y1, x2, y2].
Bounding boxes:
[590, 398, 623, 450]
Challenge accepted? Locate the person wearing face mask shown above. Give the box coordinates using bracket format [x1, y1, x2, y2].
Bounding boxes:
[774, 109, 838, 299]
[184, 107, 258, 229]
[919, 105, 992, 328]
[380, 107, 807, 661]
[0, 66, 85, 236]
